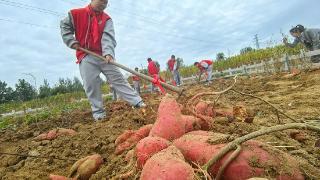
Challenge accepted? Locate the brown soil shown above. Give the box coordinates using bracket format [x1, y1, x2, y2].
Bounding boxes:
[0, 70, 320, 180]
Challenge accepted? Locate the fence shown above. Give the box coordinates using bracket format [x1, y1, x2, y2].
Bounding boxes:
[181, 49, 320, 85]
[211, 49, 320, 78]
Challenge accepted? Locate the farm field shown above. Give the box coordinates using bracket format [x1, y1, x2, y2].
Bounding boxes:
[0, 70, 319, 179]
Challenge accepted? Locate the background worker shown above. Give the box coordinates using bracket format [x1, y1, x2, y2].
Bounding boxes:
[132, 67, 141, 95]
[167, 55, 181, 86]
[283, 24, 320, 63]
[194, 60, 213, 85]
[147, 58, 160, 92]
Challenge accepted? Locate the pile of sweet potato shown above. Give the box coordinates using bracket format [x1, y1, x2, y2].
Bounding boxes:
[173, 131, 304, 180]
[114, 95, 304, 180]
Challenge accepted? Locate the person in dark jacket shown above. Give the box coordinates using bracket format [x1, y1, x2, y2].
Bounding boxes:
[283, 24, 320, 63]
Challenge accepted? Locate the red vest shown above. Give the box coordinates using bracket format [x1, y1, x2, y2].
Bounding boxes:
[197, 60, 213, 71]
[201, 60, 213, 65]
[71, 5, 111, 63]
[132, 75, 140, 81]
[168, 59, 175, 71]
[148, 61, 159, 75]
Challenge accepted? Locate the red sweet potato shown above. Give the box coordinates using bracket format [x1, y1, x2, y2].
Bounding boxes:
[182, 115, 210, 132]
[149, 95, 186, 141]
[182, 115, 201, 132]
[195, 101, 215, 117]
[289, 131, 308, 142]
[34, 128, 76, 141]
[115, 124, 153, 155]
[115, 141, 134, 155]
[206, 106, 215, 117]
[69, 154, 104, 180]
[195, 101, 208, 115]
[115, 130, 135, 146]
[135, 136, 170, 169]
[215, 108, 233, 118]
[49, 175, 75, 180]
[173, 133, 304, 180]
[135, 124, 153, 137]
[283, 68, 301, 78]
[173, 132, 227, 165]
[140, 146, 195, 180]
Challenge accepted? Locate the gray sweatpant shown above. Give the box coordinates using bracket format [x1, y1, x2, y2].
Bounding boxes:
[133, 81, 141, 95]
[172, 70, 181, 86]
[79, 55, 142, 119]
[207, 65, 213, 81]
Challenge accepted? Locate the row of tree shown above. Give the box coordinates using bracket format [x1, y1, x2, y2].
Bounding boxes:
[216, 47, 254, 61]
[0, 77, 84, 104]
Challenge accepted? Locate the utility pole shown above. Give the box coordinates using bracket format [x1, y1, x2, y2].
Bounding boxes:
[254, 34, 260, 49]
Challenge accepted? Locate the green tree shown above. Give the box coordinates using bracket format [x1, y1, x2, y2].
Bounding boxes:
[240, 47, 254, 55]
[15, 79, 37, 102]
[0, 81, 15, 103]
[216, 52, 225, 61]
[38, 79, 51, 99]
[65, 78, 73, 92]
[72, 77, 83, 92]
[176, 58, 184, 68]
[52, 78, 69, 95]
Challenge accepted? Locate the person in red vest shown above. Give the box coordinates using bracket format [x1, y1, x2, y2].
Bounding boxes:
[194, 60, 214, 84]
[167, 55, 181, 86]
[147, 58, 160, 92]
[60, 0, 145, 121]
[132, 67, 141, 95]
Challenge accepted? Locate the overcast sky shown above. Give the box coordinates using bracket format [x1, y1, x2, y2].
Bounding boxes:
[0, 0, 319, 88]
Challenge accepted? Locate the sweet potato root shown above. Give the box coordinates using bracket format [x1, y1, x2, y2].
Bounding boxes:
[289, 130, 308, 142]
[215, 108, 233, 118]
[195, 101, 234, 121]
[195, 101, 255, 123]
[69, 154, 104, 180]
[115, 124, 153, 155]
[195, 101, 215, 117]
[195, 101, 209, 115]
[173, 133, 304, 180]
[135, 136, 170, 169]
[135, 124, 153, 137]
[115, 130, 135, 146]
[149, 95, 186, 141]
[34, 128, 76, 141]
[49, 175, 75, 180]
[182, 115, 199, 132]
[140, 146, 195, 180]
